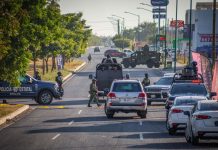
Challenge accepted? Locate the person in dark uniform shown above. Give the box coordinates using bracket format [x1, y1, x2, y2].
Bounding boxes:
[88, 53, 92, 63]
[142, 73, 150, 87]
[55, 72, 64, 97]
[34, 71, 41, 80]
[88, 78, 101, 107]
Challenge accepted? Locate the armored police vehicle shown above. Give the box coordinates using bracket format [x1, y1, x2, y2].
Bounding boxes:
[89, 57, 123, 96]
[0, 74, 60, 105]
[122, 45, 161, 68]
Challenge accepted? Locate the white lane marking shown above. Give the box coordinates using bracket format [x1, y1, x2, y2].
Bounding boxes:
[78, 110, 82, 114]
[68, 120, 74, 125]
[139, 120, 143, 126]
[139, 133, 143, 140]
[52, 134, 61, 140]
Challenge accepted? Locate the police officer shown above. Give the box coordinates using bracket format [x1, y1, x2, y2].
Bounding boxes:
[88, 53, 92, 63]
[125, 73, 130, 79]
[34, 71, 41, 80]
[142, 73, 150, 87]
[55, 72, 64, 97]
[88, 78, 101, 107]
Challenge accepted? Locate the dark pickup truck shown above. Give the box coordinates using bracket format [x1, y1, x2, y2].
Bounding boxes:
[0, 74, 60, 105]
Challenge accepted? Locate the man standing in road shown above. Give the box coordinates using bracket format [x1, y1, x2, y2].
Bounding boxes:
[55, 72, 64, 98]
[88, 78, 101, 107]
[88, 53, 92, 63]
[142, 73, 150, 87]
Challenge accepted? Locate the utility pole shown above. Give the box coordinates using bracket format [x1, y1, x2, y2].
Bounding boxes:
[117, 19, 120, 35]
[174, 0, 178, 73]
[188, 0, 193, 66]
[212, 0, 217, 68]
[164, 5, 168, 68]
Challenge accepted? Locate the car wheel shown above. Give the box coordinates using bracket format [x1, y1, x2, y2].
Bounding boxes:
[147, 101, 151, 106]
[191, 128, 199, 145]
[123, 63, 129, 68]
[130, 63, 136, 68]
[137, 110, 147, 118]
[37, 90, 53, 105]
[147, 61, 153, 68]
[154, 63, 160, 68]
[105, 103, 114, 119]
[166, 121, 176, 135]
[185, 127, 191, 143]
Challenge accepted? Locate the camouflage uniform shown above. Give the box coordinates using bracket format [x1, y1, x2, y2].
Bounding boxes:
[88, 81, 100, 107]
[142, 77, 150, 86]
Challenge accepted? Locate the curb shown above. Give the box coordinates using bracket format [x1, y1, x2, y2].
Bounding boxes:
[0, 105, 29, 126]
[63, 62, 87, 84]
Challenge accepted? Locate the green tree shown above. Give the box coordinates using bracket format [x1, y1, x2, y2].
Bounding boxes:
[113, 38, 130, 48]
[0, 0, 31, 85]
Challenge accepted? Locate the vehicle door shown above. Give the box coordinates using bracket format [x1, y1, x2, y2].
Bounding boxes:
[17, 75, 37, 97]
[0, 81, 12, 98]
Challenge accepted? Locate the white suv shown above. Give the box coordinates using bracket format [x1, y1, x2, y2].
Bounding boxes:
[184, 100, 218, 145]
[105, 80, 147, 118]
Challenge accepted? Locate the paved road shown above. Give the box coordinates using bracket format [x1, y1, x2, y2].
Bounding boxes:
[0, 47, 217, 150]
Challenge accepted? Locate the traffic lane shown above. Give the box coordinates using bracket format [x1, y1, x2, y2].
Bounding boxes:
[0, 107, 85, 150]
[23, 105, 218, 150]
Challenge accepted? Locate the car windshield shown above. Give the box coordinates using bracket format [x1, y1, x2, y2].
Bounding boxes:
[170, 84, 207, 95]
[175, 99, 203, 106]
[200, 103, 218, 111]
[156, 77, 173, 85]
[112, 82, 142, 92]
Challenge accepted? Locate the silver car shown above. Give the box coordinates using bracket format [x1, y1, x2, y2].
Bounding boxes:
[105, 80, 147, 118]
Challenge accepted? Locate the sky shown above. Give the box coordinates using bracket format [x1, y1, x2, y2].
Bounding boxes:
[59, 0, 214, 36]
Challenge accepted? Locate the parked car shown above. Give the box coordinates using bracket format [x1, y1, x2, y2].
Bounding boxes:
[0, 74, 60, 105]
[94, 47, 100, 52]
[166, 96, 208, 135]
[105, 80, 147, 119]
[184, 100, 218, 145]
[145, 75, 174, 105]
[123, 49, 133, 57]
[104, 49, 126, 58]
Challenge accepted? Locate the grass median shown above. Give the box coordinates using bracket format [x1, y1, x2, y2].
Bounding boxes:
[0, 104, 24, 118]
[27, 59, 84, 82]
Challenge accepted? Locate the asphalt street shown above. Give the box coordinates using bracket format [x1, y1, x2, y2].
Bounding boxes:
[0, 47, 218, 150]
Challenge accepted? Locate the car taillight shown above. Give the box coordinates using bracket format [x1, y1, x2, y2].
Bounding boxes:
[171, 109, 183, 113]
[194, 115, 211, 120]
[107, 92, 116, 98]
[138, 92, 146, 98]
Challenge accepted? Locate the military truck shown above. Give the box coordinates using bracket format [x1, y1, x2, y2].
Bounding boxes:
[89, 57, 123, 96]
[122, 45, 161, 68]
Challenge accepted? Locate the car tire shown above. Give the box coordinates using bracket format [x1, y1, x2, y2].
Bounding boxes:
[123, 63, 129, 68]
[166, 121, 176, 135]
[154, 62, 160, 68]
[147, 61, 153, 68]
[137, 110, 147, 118]
[105, 104, 114, 119]
[131, 63, 136, 68]
[147, 101, 151, 105]
[37, 90, 53, 105]
[191, 128, 199, 145]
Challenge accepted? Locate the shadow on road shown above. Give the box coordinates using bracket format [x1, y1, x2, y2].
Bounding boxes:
[127, 142, 218, 149]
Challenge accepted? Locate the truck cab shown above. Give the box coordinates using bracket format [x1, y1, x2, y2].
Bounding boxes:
[0, 74, 60, 105]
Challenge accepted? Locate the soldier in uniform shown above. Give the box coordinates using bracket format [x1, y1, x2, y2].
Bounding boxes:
[142, 73, 150, 87]
[88, 78, 101, 107]
[55, 72, 64, 97]
[88, 53, 92, 63]
[34, 71, 41, 80]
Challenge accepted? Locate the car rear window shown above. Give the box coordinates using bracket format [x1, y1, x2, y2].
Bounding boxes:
[200, 103, 218, 111]
[112, 82, 142, 92]
[175, 99, 203, 106]
[156, 77, 173, 85]
[170, 84, 207, 95]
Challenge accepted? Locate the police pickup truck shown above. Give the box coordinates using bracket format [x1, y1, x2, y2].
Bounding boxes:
[0, 74, 60, 105]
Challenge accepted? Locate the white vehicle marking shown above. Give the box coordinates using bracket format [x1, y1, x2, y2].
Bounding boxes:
[139, 120, 143, 126]
[139, 133, 143, 140]
[68, 120, 74, 125]
[78, 110, 82, 114]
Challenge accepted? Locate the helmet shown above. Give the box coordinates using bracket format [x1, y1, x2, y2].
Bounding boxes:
[57, 72, 62, 76]
[125, 73, 130, 79]
[92, 78, 97, 82]
[106, 54, 111, 59]
[144, 73, 148, 77]
[192, 61, 197, 66]
[36, 71, 39, 74]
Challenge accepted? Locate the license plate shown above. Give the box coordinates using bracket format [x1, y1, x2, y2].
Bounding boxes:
[215, 121, 218, 126]
[151, 95, 156, 98]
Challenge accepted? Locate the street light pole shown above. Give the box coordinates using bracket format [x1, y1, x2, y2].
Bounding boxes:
[188, 0, 193, 66]
[124, 11, 140, 42]
[174, 0, 178, 73]
[164, 5, 168, 68]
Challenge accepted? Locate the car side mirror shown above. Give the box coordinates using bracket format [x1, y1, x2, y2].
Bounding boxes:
[210, 92, 217, 98]
[184, 111, 190, 117]
[27, 78, 32, 84]
[89, 74, 93, 79]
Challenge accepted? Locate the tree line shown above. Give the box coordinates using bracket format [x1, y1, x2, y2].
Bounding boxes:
[0, 0, 91, 85]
